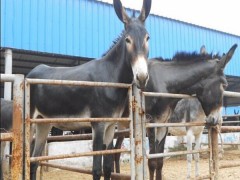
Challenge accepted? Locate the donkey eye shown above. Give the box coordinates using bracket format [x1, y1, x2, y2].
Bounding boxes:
[146, 35, 150, 41]
[125, 37, 131, 44]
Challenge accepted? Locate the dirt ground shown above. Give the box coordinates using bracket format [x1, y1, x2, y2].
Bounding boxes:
[34, 148, 240, 180]
[3, 148, 240, 180]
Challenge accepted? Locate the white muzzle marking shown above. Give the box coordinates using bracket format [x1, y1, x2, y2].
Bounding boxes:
[132, 55, 148, 88]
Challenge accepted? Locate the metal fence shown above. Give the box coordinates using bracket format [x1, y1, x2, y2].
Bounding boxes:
[1, 74, 240, 180]
[0, 74, 24, 179]
[134, 87, 240, 180]
[24, 78, 134, 180]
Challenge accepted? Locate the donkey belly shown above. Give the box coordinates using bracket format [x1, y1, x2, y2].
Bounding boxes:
[168, 127, 187, 136]
[33, 107, 92, 131]
[54, 122, 91, 131]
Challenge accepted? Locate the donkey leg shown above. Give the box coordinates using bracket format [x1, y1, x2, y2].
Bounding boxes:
[147, 127, 156, 180]
[92, 124, 104, 180]
[194, 133, 202, 177]
[103, 123, 115, 180]
[30, 124, 51, 180]
[103, 142, 114, 180]
[114, 135, 124, 173]
[1, 141, 10, 179]
[186, 130, 193, 179]
[155, 127, 168, 180]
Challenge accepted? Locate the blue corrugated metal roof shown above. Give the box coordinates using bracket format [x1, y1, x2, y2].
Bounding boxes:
[1, 0, 240, 76]
[1, 0, 124, 57]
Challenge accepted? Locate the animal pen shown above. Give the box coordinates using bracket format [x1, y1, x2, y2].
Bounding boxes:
[1, 74, 240, 180]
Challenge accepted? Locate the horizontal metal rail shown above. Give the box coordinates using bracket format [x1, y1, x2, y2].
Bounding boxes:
[222, 114, 240, 118]
[201, 142, 240, 145]
[142, 92, 194, 98]
[30, 117, 130, 124]
[142, 91, 240, 98]
[147, 149, 209, 159]
[47, 129, 130, 142]
[223, 91, 240, 98]
[30, 149, 130, 162]
[220, 162, 240, 169]
[25, 78, 131, 88]
[221, 126, 240, 132]
[0, 133, 13, 141]
[146, 122, 206, 128]
[40, 162, 131, 180]
[0, 74, 17, 82]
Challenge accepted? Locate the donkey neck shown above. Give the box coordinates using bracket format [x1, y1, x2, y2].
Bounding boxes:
[165, 60, 216, 93]
[102, 37, 133, 84]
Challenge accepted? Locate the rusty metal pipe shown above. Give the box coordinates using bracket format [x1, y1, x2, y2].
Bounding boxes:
[146, 122, 206, 128]
[0, 133, 13, 141]
[25, 78, 131, 88]
[30, 149, 130, 162]
[221, 126, 240, 132]
[220, 162, 240, 169]
[39, 162, 131, 180]
[30, 117, 130, 123]
[46, 129, 130, 142]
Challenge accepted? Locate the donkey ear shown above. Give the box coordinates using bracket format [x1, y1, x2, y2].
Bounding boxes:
[138, 0, 152, 22]
[113, 0, 130, 25]
[219, 44, 238, 68]
[200, 45, 207, 54]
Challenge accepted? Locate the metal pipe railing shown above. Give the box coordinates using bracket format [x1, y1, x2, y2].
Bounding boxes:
[24, 78, 134, 179]
[40, 162, 131, 180]
[30, 149, 130, 162]
[147, 149, 209, 159]
[1, 74, 25, 180]
[30, 117, 130, 123]
[25, 78, 131, 88]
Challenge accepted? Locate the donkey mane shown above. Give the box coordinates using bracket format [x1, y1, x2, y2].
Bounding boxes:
[173, 51, 220, 62]
[101, 31, 125, 57]
[155, 51, 220, 62]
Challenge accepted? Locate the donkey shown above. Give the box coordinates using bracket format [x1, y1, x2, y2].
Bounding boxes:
[145, 44, 237, 180]
[26, 0, 152, 179]
[112, 45, 237, 176]
[0, 98, 13, 180]
[168, 98, 205, 179]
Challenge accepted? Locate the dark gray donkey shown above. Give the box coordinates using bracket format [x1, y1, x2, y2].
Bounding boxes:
[146, 44, 237, 180]
[26, 0, 152, 179]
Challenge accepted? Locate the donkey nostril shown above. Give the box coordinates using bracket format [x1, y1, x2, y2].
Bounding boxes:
[137, 73, 149, 81]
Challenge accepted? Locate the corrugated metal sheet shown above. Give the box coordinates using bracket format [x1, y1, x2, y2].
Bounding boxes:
[1, 0, 123, 58]
[1, 0, 240, 76]
[146, 15, 240, 76]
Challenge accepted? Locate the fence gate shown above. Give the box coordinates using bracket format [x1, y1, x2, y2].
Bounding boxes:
[133, 86, 240, 180]
[24, 78, 134, 180]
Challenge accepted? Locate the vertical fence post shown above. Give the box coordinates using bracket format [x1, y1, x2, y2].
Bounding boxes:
[128, 86, 135, 180]
[208, 128, 214, 179]
[24, 80, 31, 180]
[11, 74, 24, 180]
[4, 49, 13, 100]
[133, 85, 144, 180]
[141, 93, 147, 180]
[211, 126, 219, 179]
